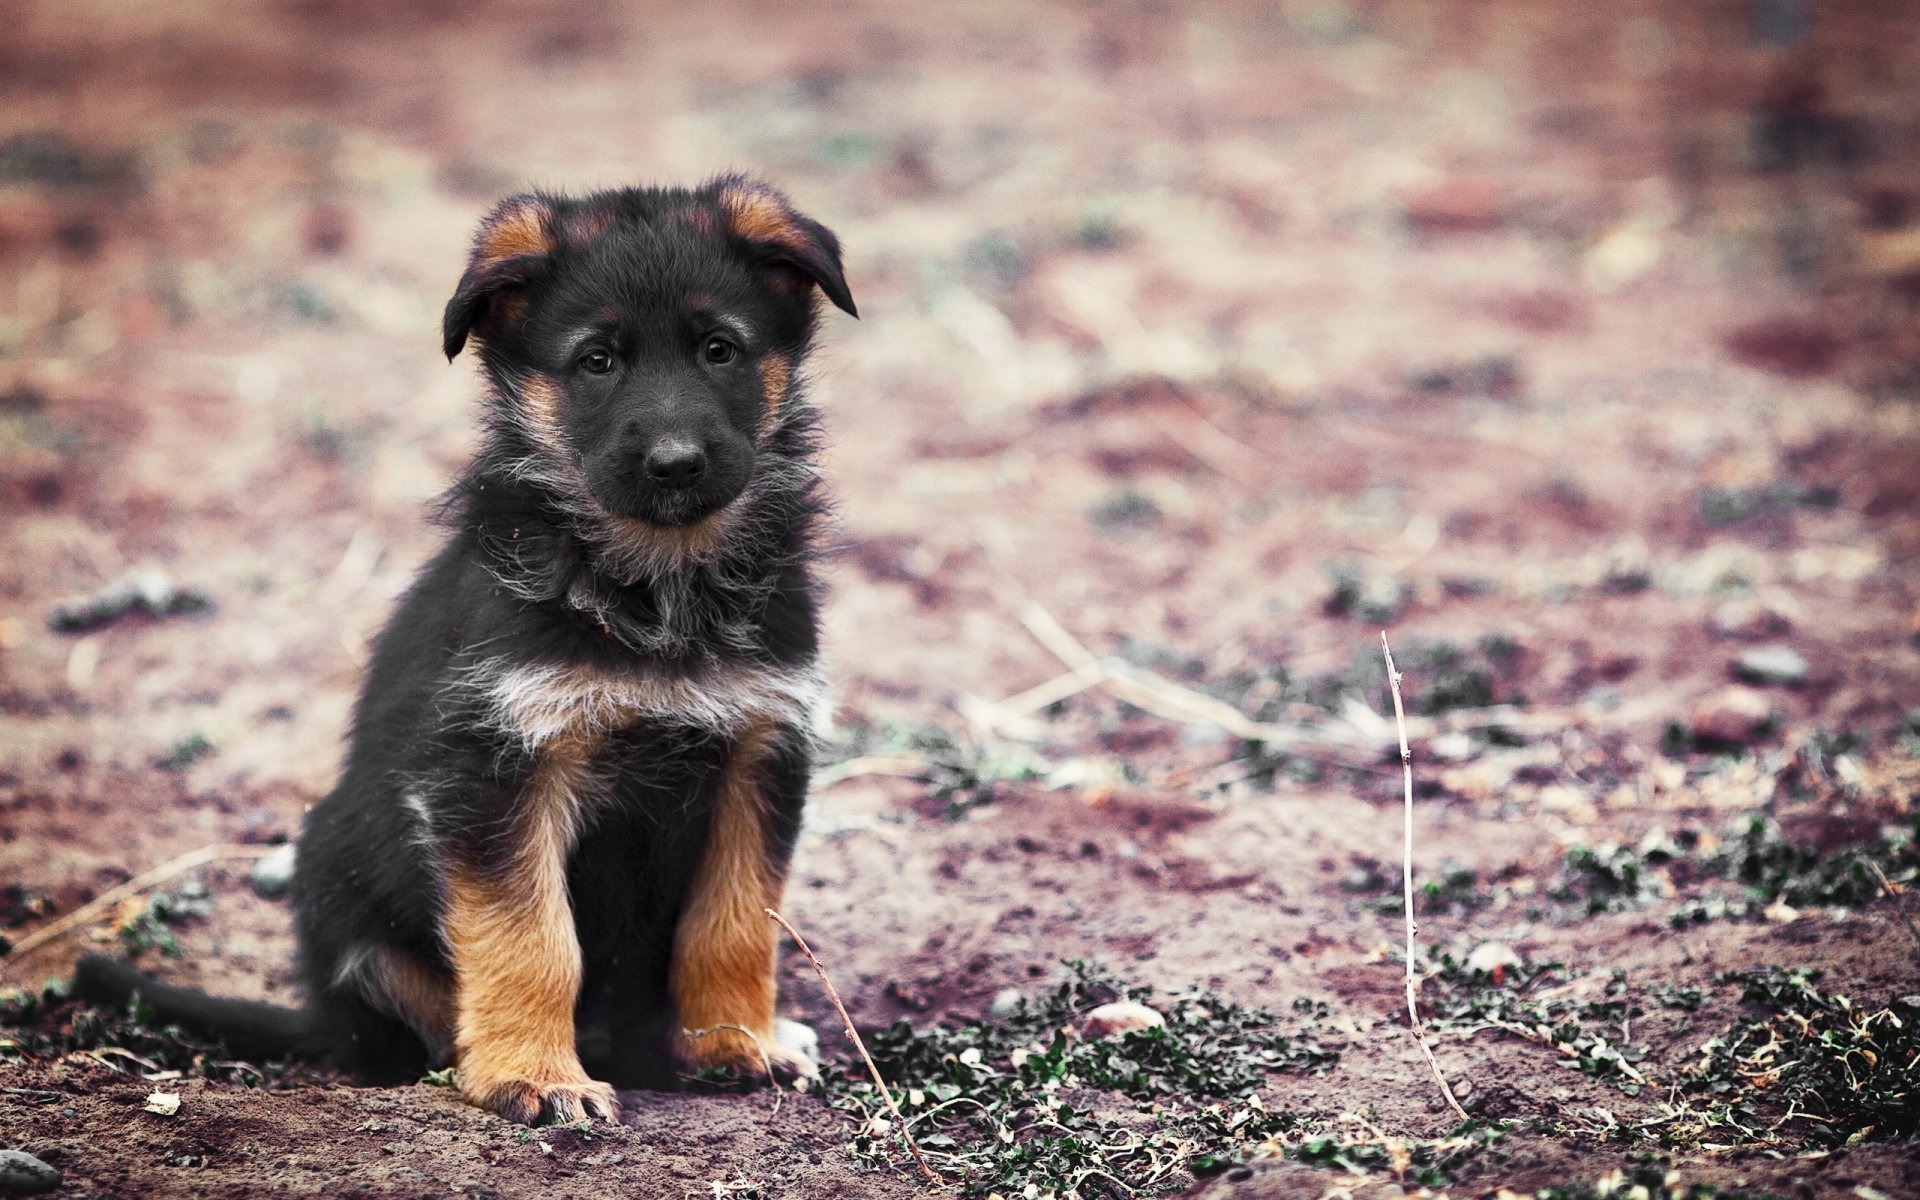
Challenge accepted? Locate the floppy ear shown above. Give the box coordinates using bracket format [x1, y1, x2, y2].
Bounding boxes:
[442, 194, 558, 360]
[714, 177, 858, 318]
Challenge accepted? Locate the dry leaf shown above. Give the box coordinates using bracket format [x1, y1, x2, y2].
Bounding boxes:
[143, 1091, 180, 1116]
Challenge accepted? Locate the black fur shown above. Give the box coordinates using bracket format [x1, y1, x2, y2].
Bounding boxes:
[75, 177, 853, 1102]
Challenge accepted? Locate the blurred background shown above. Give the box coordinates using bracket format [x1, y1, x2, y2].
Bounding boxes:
[5, 0, 1917, 779]
[5, 0, 1919, 915]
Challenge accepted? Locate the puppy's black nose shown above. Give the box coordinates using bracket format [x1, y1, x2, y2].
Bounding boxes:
[645, 439, 707, 488]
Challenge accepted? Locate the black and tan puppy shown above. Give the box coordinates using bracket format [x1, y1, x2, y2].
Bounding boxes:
[77, 176, 856, 1125]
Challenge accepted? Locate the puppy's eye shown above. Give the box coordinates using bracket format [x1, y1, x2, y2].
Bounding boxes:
[702, 336, 738, 365]
[580, 349, 615, 375]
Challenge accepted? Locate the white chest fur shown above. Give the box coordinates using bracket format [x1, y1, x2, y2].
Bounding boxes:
[459, 656, 826, 752]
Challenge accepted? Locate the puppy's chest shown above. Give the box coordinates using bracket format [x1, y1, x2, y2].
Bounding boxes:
[469, 656, 823, 754]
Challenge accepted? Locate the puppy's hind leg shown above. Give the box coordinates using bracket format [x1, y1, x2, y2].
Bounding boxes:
[325, 943, 456, 1081]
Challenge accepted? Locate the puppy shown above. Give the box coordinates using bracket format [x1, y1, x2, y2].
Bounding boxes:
[77, 176, 856, 1125]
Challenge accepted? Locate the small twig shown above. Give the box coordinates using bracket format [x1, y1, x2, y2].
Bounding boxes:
[1009, 600, 1566, 762]
[982, 661, 1108, 721]
[1167, 749, 1395, 791]
[685, 1023, 782, 1114]
[1015, 602, 1376, 759]
[1867, 860, 1920, 964]
[83, 1046, 162, 1073]
[812, 754, 936, 791]
[1018, 601, 1100, 670]
[765, 908, 940, 1186]
[1145, 407, 1262, 487]
[0, 843, 275, 979]
[1065, 1165, 1139, 1197]
[1382, 633, 1472, 1124]
[1458, 1020, 1651, 1085]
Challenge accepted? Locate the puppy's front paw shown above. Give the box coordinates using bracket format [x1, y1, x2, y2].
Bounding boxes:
[680, 1023, 819, 1083]
[466, 1075, 620, 1126]
[774, 1017, 820, 1067]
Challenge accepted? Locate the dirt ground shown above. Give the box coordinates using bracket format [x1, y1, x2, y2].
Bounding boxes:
[2, 1, 1919, 1196]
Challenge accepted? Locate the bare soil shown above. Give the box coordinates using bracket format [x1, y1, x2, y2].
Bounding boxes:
[2, 1, 1917, 1197]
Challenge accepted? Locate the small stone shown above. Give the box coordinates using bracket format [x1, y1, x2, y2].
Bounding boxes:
[250, 843, 298, 899]
[1690, 686, 1775, 745]
[989, 988, 1025, 1020]
[1734, 643, 1809, 687]
[1080, 1000, 1164, 1039]
[0, 1148, 62, 1195]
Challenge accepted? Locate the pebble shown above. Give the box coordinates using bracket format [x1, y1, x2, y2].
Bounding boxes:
[250, 843, 298, 899]
[1079, 1000, 1164, 1039]
[0, 1149, 61, 1196]
[1734, 643, 1809, 687]
[1690, 686, 1775, 745]
[989, 988, 1025, 1019]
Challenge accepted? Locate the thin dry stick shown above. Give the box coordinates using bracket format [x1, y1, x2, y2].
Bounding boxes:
[1012, 600, 1556, 754]
[765, 908, 940, 1186]
[0, 843, 275, 979]
[1145, 408, 1262, 487]
[812, 753, 938, 791]
[1382, 633, 1472, 1123]
[1015, 602, 1373, 756]
[686, 1023, 782, 1114]
[987, 660, 1108, 720]
[1867, 860, 1920, 963]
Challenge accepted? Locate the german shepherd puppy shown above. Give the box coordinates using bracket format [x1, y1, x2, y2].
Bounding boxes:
[77, 176, 856, 1125]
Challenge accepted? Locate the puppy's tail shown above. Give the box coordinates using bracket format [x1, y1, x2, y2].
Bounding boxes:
[74, 954, 315, 1062]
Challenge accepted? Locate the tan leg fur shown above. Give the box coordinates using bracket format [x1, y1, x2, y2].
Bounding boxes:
[670, 721, 814, 1079]
[445, 732, 618, 1124]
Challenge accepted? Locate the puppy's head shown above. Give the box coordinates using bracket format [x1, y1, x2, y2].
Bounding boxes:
[442, 178, 855, 531]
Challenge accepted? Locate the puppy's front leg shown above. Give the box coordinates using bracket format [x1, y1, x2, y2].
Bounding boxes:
[445, 760, 616, 1125]
[671, 721, 815, 1080]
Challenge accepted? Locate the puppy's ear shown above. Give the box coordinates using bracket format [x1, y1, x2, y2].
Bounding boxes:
[714, 177, 858, 318]
[442, 194, 557, 360]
